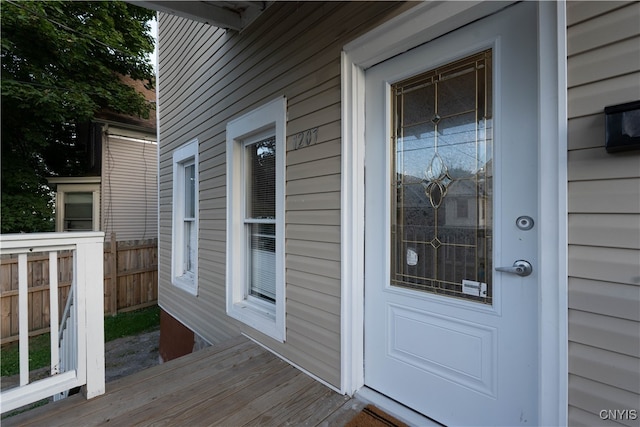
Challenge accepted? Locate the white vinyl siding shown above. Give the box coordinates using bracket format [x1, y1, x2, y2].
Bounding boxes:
[101, 132, 158, 241]
[157, 2, 409, 388]
[566, 2, 640, 426]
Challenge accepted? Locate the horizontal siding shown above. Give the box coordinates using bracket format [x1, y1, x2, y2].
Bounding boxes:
[566, 2, 640, 424]
[569, 375, 640, 427]
[568, 73, 640, 118]
[157, 1, 409, 388]
[569, 278, 640, 322]
[567, 115, 605, 151]
[567, 2, 640, 56]
[287, 192, 341, 211]
[569, 310, 640, 357]
[568, 148, 640, 181]
[569, 214, 640, 249]
[568, 36, 640, 87]
[569, 342, 640, 394]
[101, 134, 158, 241]
[569, 179, 640, 213]
[566, 1, 631, 26]
[569, 245, 640, 286]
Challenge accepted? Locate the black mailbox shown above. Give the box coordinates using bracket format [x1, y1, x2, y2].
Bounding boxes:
[604, 100, 640, 153]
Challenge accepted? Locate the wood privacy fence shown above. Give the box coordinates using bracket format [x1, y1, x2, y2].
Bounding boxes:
[0, 234, 157, 344]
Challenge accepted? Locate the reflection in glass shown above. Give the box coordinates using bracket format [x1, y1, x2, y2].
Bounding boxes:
[391, 50, 493, 304]
[246, 136, 276, 219]
[64, 192, 93, 231]
[184, 164, 195, 219]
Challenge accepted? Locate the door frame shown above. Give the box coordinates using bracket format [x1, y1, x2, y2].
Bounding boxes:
[339, 1, 568, 425]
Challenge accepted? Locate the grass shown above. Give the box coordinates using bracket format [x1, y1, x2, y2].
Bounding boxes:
[103, 305, 160, 341]
[1, 305, 160, 378]
[0, 333, 51, 377]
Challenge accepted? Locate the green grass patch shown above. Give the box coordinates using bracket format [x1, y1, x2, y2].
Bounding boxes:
[1, 305, 160, 377]
[103, 305, 160, 341]
[0, 333, 51, 377]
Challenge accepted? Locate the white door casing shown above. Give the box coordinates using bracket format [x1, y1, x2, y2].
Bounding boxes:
[343, 1, 562, 423]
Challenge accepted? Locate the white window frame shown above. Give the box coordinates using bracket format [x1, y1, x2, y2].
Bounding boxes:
[172, 139, 199, 295]
[226, 97, 286, 342]
[48, 177, 101, 233]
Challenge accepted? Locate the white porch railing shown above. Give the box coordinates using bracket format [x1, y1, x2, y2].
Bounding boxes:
[0, 232, 105, 413]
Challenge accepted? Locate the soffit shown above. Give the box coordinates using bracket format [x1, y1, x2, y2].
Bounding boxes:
[130, 1, 269, 31]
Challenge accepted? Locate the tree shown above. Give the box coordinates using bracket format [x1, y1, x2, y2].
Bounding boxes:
[1, 0, 155, 233]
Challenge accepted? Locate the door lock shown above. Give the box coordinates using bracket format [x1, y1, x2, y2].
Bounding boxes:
[516, 216, 534, 230]
[495, 260, 532, 277]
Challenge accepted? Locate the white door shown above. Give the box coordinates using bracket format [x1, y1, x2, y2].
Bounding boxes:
[364, 3, 539, 426]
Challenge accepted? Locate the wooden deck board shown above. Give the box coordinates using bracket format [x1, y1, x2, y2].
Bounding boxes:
[3, 336, 358, 426]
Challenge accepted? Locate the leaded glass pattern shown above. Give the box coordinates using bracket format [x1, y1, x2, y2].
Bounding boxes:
[390, 50, 493, 304]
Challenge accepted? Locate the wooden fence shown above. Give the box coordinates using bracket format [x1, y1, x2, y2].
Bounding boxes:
[0, 234, 157, 344]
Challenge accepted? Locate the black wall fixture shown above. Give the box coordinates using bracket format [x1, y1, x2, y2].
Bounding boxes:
[604, 100, 640, 153]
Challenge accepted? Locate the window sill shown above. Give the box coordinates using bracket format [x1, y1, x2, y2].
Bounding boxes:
[229, 300, 283, 342]
[172, 275, 198, 296]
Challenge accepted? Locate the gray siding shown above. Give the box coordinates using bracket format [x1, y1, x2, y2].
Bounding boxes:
[566, 2, 640, 425]
[157, 2, 409, 388]
[101, 129, 158, 242]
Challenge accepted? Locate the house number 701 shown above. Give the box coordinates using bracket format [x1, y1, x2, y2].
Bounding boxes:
[293, 127, 318, 150]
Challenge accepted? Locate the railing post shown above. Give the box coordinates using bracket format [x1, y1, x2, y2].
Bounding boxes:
[76, 238, 105, 399]
[110, 232, 118, 315]
[49, 251, 60, 376]
[18, 254, 28, 386]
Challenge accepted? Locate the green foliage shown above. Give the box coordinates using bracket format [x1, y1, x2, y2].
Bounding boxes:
[0, 333, 51, 377]
[1, 0, 156, 233]
[103, 305, 160, 341]
[0, 305, 160, 377]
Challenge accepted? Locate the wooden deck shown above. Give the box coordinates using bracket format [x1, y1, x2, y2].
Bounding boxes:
[3, 336, 366, 426]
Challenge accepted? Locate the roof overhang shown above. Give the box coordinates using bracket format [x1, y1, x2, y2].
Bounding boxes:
[129, 1, 269, 31]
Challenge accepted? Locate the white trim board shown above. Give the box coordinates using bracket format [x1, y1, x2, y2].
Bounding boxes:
[340, 1, 568, 425]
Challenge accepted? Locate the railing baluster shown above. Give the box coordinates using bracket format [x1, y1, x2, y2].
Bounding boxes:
[49, 251, 60, 376]
[18, 253, 28, 387]
[0, 232, 105, 413]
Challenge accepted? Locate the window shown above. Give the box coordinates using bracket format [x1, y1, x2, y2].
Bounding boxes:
[226, 97, 286, 342]
[64, 192, 94, 230]
[172, 139, 198, 295]
[48, 177, 101, 232]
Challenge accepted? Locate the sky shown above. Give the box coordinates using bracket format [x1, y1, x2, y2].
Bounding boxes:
[149, 17, 158, 73]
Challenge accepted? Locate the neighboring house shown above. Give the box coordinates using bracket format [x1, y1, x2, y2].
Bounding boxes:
[49, 77, 158, 242]
[150, 1, 639, 426]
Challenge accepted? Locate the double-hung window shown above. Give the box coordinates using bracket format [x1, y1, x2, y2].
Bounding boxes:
[226, 97, 286, 342]
[172, 139, 198, 295]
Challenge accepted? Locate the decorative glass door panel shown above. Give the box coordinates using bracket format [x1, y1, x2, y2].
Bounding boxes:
[391, 50, 493, 304]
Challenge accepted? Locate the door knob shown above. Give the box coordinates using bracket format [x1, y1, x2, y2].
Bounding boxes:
[495, 260, 532, 277]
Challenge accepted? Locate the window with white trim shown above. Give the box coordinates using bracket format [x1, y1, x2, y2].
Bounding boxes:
[172, 139, 198, 295]
[226, 97, 286, 342]
[48, 177, 101, 233]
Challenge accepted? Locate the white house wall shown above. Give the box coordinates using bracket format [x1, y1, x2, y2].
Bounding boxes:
[101, 131, 158, 241]
[566, 1, 640, 425]
[157, 2, 411, 388]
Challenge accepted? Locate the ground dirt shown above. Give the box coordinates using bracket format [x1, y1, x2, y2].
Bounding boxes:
[104, 328, 160, 382]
